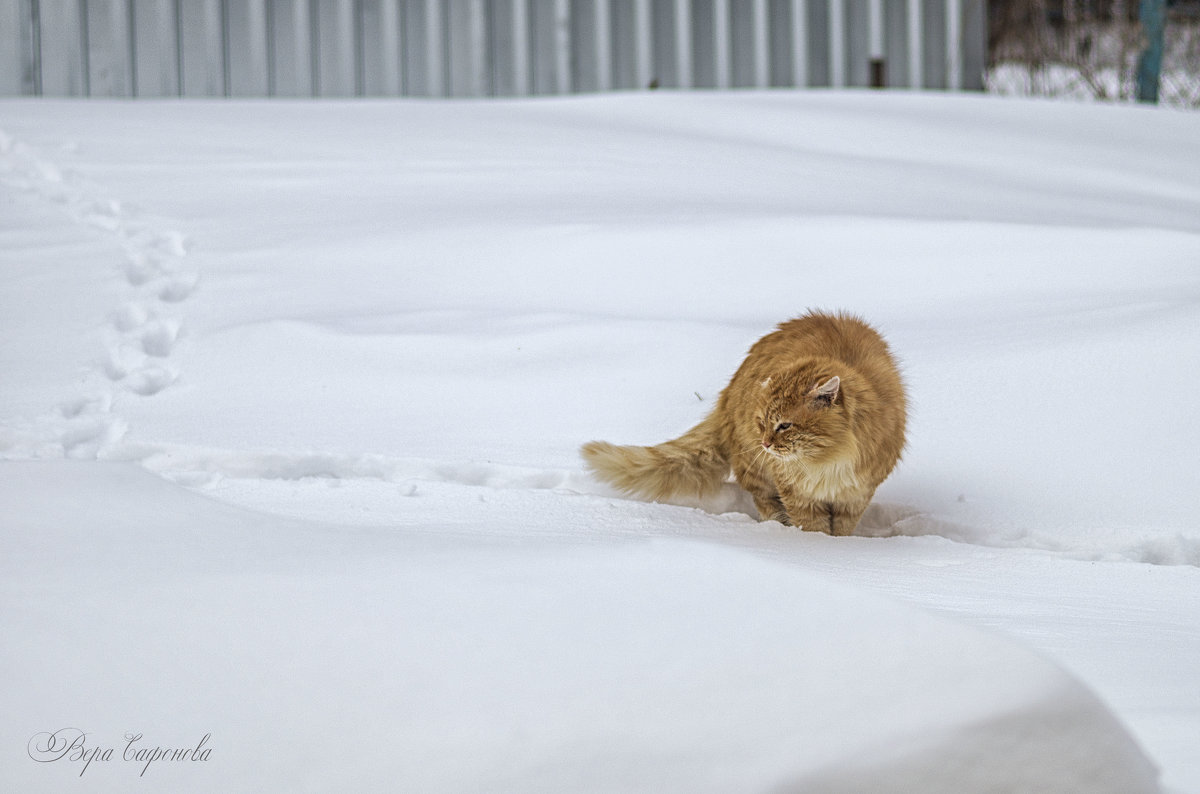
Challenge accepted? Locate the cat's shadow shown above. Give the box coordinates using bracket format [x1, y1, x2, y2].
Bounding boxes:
[854, 501, 944, 538]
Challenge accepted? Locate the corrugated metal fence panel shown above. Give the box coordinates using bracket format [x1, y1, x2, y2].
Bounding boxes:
[0, 0, 986, 98]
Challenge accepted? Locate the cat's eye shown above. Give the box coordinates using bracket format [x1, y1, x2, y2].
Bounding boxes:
[775, 422, 792, 432]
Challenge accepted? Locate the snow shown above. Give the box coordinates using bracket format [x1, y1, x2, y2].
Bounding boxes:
[2, 91, 1198, 792]
[3, 460, 1162, 793]
[987, 61, 1200, 110]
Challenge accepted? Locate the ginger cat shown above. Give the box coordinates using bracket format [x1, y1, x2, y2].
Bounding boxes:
[582, 311, 907, 535]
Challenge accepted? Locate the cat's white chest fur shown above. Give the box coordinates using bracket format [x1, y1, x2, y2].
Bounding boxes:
[776, 457, 863, 502]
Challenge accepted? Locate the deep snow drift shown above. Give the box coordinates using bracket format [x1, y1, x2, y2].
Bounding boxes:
[2, 460, 1161, 793]
[2, 92, 1198, 792]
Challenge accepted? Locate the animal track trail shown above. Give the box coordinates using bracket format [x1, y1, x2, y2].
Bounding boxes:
[68, 176, 195, 398]
[137, 317, 182, 357]
[1, 128, 200, 459]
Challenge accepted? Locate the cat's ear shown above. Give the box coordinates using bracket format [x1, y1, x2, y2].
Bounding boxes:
[810, 376, 840, 406]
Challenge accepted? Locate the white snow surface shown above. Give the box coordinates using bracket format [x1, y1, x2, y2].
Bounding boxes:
[1, 92, 1198, 792]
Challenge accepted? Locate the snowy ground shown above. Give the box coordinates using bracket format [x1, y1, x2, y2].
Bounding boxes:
[2, 92, 1198, 792]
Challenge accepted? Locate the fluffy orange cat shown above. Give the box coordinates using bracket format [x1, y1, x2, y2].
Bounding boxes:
[582, 311, 907, 535]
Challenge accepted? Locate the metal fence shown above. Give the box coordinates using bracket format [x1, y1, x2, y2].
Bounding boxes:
[0, 0, 986, 98]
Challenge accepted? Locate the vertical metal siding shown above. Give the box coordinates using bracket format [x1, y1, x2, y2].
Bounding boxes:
[0, 0, 986, 97]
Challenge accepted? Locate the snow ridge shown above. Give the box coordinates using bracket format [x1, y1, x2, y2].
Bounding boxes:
[127, 441, 1200, 569]
[856, 502, 1200, 568]
[0, 129, 197, 459]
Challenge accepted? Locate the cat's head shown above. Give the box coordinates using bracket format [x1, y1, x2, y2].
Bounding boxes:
[755, 373, 850, 461]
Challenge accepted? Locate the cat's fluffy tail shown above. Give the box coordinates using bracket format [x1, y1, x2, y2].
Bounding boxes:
[580, 415, 729, 501]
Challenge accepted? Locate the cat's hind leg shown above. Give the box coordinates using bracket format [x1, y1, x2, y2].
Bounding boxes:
[830, 494, 873, 536]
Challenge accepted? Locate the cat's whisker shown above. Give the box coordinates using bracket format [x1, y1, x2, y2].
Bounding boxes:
[737, 443, 762, 459]
[738, 442, 762, 460]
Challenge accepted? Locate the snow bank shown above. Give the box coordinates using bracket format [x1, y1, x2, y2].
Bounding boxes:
[0, 461, 1158, 793]
[3, 93, 1198, 568]
[3, 91, 1197, 790]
